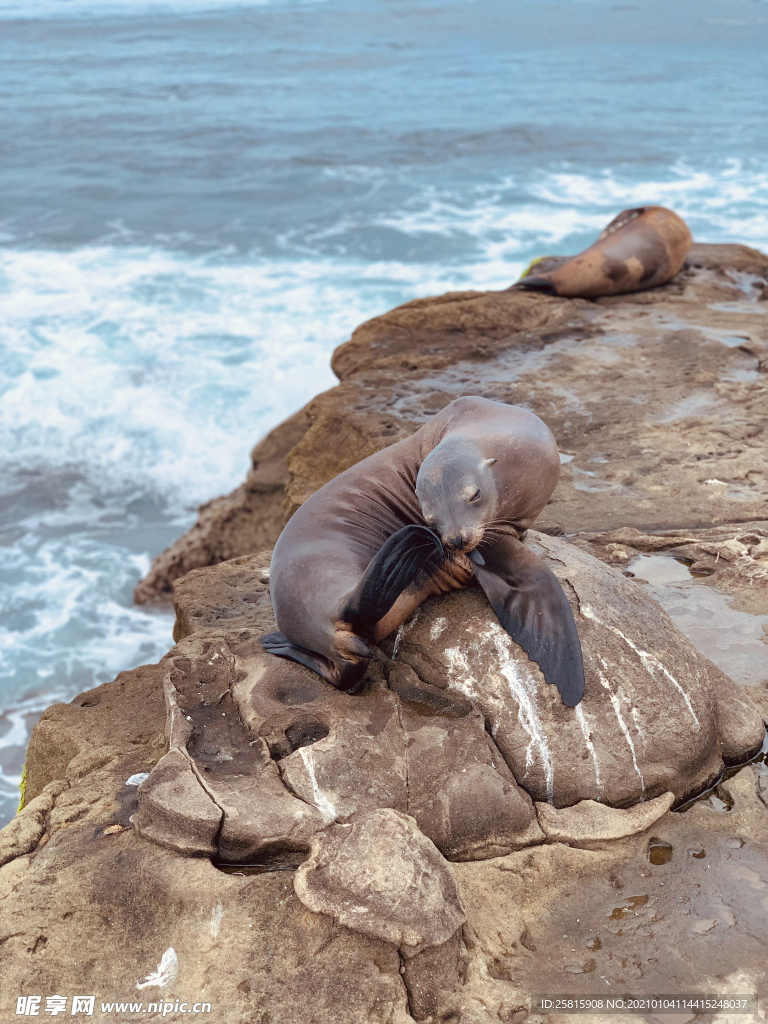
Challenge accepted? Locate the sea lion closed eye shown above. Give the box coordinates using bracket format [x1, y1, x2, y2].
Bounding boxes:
[261, 396, 585, 707]
[513, 205, 692, 299]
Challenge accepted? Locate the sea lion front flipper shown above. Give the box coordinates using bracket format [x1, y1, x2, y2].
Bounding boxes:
[473, 536, 585, 707]
[341, 524, 444, 636]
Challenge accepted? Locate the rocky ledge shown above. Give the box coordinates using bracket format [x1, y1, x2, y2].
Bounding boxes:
[135, 243, 768, 618]
[2, 244, 768, 1023]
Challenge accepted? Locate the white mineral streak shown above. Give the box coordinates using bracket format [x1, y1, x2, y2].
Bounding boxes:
[392, 624, 405, 661]
[392, 612, 420, 659]
[488, 628, 555, 803]
[210, 901, 223, 940]
[429, 616, 448, 641]
[630, 705, 645, 738]
[136, 948, 179, 990]
[581, 604, 700, 730]
[574, 703, 603, 797]
[299, 747, 336, 823]
[594, 658, 645, 797]
[125, 773, 149, 787]
[442, 646, 476, 698]
[446, 623, 554, 803]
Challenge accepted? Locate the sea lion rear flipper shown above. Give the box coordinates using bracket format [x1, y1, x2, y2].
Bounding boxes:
[513, 274, 558, 295]
[260, 630, 339, 682]
[341, 524, 444, 636]
[473, 536, 584, 707]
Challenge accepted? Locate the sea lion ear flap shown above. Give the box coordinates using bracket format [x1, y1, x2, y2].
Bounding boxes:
[482, 458, 497, 467]
[472, 535, 585, 707]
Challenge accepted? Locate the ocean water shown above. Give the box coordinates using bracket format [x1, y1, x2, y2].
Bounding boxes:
[1, 0, 767, 824]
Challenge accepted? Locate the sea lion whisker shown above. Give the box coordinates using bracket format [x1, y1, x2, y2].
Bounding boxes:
[483, 523, 518, 534]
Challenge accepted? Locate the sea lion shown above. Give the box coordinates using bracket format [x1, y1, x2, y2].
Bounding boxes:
[261, 397, 585, 707]
[513, 206, 692, 299]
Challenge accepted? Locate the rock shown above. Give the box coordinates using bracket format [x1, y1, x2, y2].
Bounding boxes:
[170, 549, 276, 642]
[570, 520, 768, 616]
[241, 651, 543, 860]
[391, 666, 545, 859]
[400, 930, 467, 1021]
[450, 766, 768, 1014]
[719, 538, 750, 562]
[132, 748, 222, 856]
[0, 825, 413, 1023]
[0, 781, 68, 867]
[535, 791, 675, 848]
[243, 656, 409, 824]
[389, 531, 765, 808]
[22, 662, 167, 806]
[0, 662, 415, 1023]
[0, 811, 45, 869]
[6, 725, 768, 1022]
[293, 809, 466, 957]
[745, 683, 768, 722]
[135, 635, 328, 865]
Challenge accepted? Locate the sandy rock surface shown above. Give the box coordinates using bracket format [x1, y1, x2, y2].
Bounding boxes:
[535, 791, 675, 848]
[1, 648, 767, 1022]
[571, 520, 768, 617]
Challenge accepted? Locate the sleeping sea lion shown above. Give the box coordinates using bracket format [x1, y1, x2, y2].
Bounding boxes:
[513, 206, 692, 299]
[260, 396, 584, 707]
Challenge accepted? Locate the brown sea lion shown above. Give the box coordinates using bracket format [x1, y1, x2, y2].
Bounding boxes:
[260, 397, 584, 706]
[513, 206, 692, 298]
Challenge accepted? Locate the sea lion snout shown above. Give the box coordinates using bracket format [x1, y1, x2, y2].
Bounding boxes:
[420, 493, 487, 555]
[442, 525, 484, 554]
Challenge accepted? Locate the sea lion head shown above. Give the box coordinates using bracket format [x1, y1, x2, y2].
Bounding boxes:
[415, 435, 498, 554]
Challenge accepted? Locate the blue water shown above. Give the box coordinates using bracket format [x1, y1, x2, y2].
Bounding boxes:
[1, 0, 767, 824]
